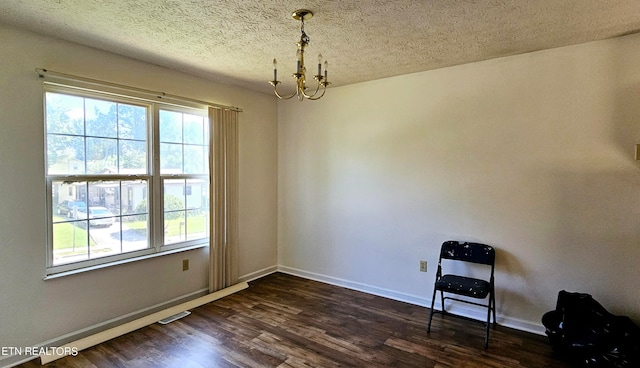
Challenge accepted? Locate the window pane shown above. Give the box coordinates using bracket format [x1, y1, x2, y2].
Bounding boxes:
[85, 98, 117, 138]
[183, 114, 204, 145]
[164, 179, 186, 211]
[53, 181, 88, 219]
[160, 143, 183, 174]
[186, 179, 208, 210]
[184, 145, 205, 174]
[52, 221, 90, 265]
[159, 110, 183, 143]
[86, 137, 117, 174]
[118, 104, 147, 140]
[122, 213, 149, 253]
[47, 135, 86, 175]
[164, 211, 186, 245]
[51, 179, 90, 266]
[186, 209, 208, 240]
[88, 181, 119, 209]
[119, 140, 147, 174]
[46, 92, 84, 135]
[88, 212, 120, 260]
[120, 180, 149, 254]
[121, 180, 148, 215]
[164, 179, 185, 244]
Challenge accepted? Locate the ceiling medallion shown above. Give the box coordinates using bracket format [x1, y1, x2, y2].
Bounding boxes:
[269, 9, 330, 101]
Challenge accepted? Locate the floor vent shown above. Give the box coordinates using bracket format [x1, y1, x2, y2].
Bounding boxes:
[158, 311, 191, 324]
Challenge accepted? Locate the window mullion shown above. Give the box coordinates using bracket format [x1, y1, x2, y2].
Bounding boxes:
[45, 177, 54, 268]
[151, 104, 163, 250]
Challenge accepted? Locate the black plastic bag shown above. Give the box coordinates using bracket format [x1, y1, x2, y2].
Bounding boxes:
[542, 290, 640, 367]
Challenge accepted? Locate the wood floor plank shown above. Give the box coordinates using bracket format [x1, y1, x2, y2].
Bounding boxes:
[14, 273, 571, 368]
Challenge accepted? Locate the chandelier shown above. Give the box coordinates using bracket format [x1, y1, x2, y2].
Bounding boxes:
[269, 9, 330, 101]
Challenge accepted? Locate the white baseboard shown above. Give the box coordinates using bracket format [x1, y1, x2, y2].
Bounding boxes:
[277, 265, 546, 336]
[277, 266, 432, 307]
[238, 265, 278, 283]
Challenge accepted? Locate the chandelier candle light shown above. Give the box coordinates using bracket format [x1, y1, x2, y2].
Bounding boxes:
[270, 9, 330, 101]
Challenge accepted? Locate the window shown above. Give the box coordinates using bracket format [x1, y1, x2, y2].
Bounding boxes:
[45, 86, 210, 275]
[158, 109, 210, 245]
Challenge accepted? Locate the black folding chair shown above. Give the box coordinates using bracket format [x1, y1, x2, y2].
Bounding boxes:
[427, 240, 497, 348]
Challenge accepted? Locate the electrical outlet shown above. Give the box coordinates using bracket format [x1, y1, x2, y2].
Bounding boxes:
[182, 259, 189, 271]
[420, 260, 427, 272]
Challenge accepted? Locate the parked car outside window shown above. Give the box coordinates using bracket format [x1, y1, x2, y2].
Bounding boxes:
[57, 200, 87, 218]
[75, 206, 115, 227]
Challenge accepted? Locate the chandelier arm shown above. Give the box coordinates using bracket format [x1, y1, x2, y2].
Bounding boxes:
[272, 84, 297, 100]
[300, 81, 322, 99]
[306, 84, 328, 100]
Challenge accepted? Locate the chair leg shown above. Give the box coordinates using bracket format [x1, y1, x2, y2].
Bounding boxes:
[491, 289, 497, 328]
[484, 299, 491, 349]
[427, 286, 438, 333]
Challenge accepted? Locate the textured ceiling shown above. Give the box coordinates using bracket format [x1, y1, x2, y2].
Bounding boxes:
[1, 0, 639, 94]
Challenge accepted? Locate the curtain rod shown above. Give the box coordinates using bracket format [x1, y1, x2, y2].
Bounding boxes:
[35, 68, 242, 112]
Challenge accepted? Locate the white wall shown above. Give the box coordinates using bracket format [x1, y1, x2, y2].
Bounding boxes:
[278, 33, 640, 332]
[0, 23, 277, 365]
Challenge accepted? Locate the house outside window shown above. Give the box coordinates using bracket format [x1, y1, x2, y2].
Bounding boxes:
[45, 86, 210, 275]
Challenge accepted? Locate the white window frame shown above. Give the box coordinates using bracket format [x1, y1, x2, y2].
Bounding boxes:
[44, 83, 210, 277]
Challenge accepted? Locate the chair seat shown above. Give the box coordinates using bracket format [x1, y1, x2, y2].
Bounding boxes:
[435, 274, 491, 299]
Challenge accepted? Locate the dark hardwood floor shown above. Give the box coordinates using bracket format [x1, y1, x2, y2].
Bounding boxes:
[16, 272, 571, 367]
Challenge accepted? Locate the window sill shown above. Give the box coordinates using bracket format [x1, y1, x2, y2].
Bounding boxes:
[44, 243, 207, 280]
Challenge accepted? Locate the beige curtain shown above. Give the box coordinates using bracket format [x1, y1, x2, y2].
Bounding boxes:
[209, 107, 239, 292]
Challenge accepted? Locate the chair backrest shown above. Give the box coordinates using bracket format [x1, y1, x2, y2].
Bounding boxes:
[439, 240, 495, 266]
